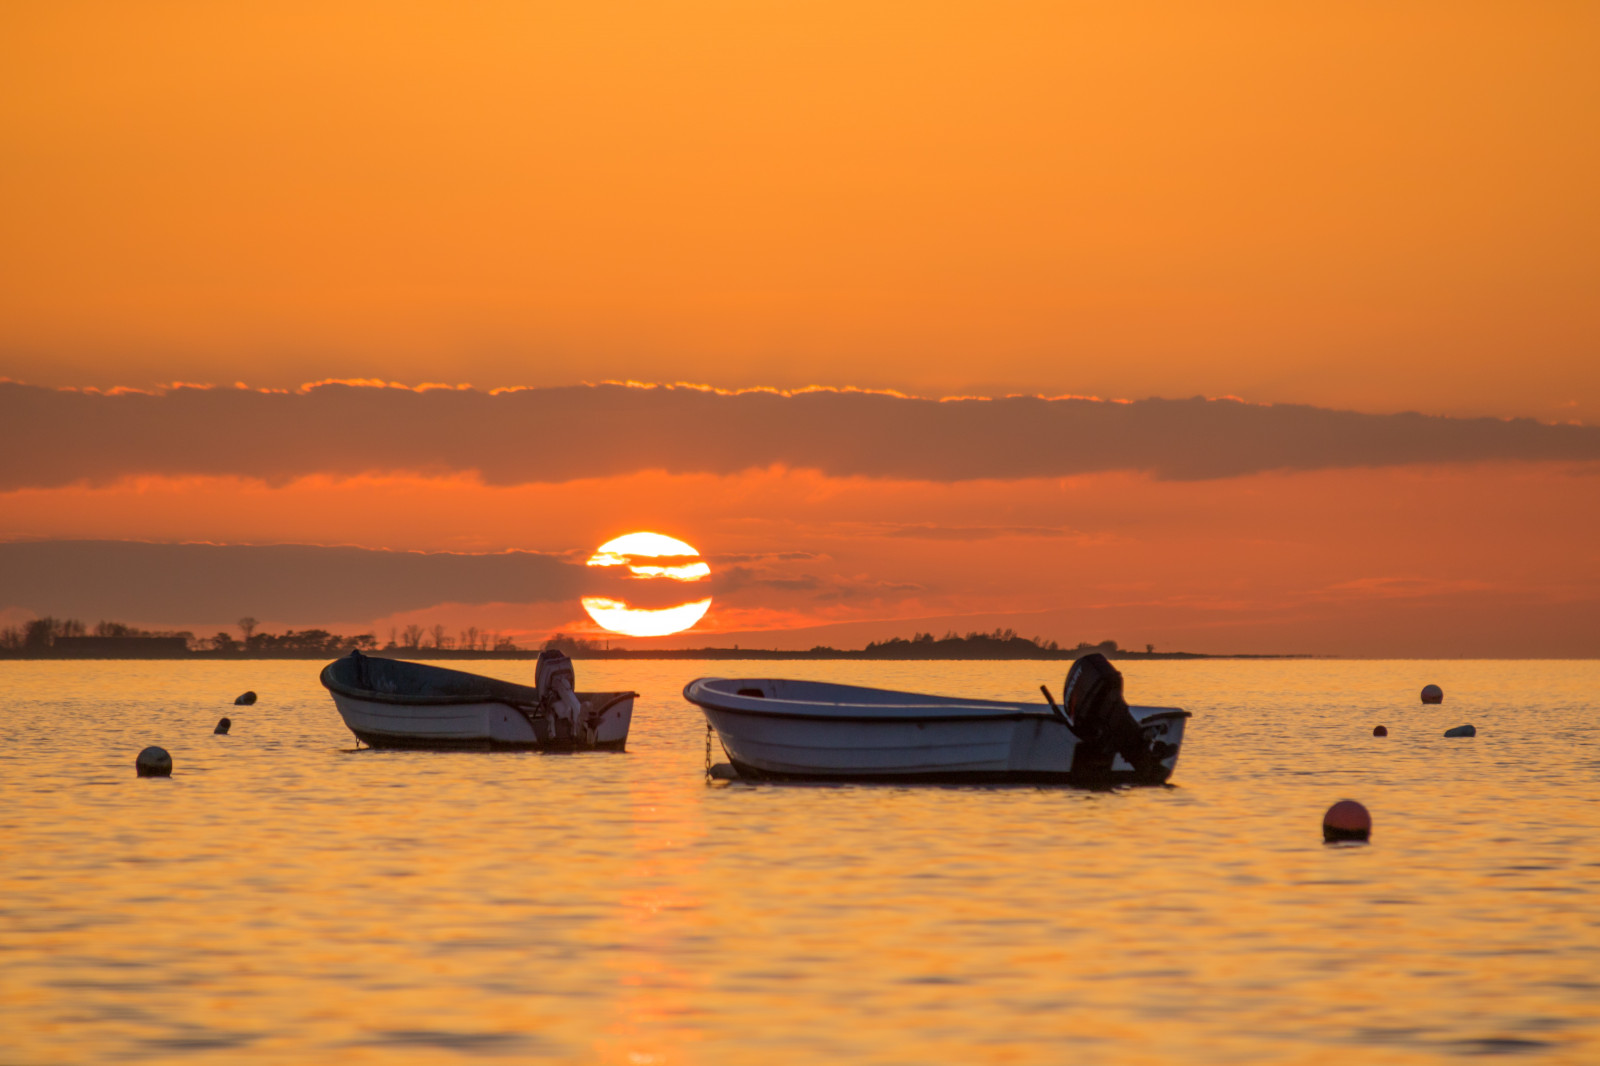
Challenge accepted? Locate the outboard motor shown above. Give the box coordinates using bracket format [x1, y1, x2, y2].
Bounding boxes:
[535, 648, 584, 740]
[1062, 653, 1157, 782]
[535, 648, 575, 698]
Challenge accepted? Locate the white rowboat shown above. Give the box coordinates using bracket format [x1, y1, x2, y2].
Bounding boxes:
[321, 651, 636, 751]
[683, 666, 1188, 784]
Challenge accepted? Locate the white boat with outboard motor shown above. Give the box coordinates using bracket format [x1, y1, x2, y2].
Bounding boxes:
[683, 654, 1188, 784]
[320, 649, 637, 751]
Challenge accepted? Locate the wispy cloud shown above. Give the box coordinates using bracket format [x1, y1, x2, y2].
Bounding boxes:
[3, 379, 1597, 492]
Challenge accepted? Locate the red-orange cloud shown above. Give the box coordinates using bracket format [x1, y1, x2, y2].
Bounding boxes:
[1, 460, 1595, 655]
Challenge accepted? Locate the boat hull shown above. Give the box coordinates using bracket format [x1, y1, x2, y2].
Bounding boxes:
[685, 677, 1187, 784]
[328, 690, 635, 751]
[320, 654, 636, 751]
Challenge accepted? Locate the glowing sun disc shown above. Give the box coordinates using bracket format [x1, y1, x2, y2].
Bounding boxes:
[587, 531, 711, 581]
[581, 531, 712, 637]
[581, 596, 712, 638]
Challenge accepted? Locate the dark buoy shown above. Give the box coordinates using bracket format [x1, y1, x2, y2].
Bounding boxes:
[1444, 723, 1476, 738]
[1372, 725, 1388, 737]
[234, 691, 257, 706]
[136, 746, 172, 777]
[707, 762, 740, 781]
[1420, 684, 1443, 704]
[214, 717, 231, 735]
[1323, 799, 1371, 843]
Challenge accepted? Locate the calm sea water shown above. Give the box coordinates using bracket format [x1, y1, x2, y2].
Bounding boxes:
[2, 659, 1597, 1064]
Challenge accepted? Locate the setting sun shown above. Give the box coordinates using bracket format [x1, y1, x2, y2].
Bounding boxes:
[581, 532, 711, 637]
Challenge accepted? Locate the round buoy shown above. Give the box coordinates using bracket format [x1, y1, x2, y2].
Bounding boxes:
[1323, 799, 1371, 843]
[136, 746, 172, 778]
[1372, 725, 1388, 737]
[214, 717, 231, 735]
[1420, 684, 1443, 704]
[234, 691, 257, 706]
[1444, 723, 1476, 738]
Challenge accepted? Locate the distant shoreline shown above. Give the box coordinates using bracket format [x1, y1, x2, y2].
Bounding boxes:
[0, 647, 1309, 662]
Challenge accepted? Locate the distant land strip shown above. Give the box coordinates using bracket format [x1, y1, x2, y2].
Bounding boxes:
[0, 647, 1303, 661]
[0, 639, 1304, 661]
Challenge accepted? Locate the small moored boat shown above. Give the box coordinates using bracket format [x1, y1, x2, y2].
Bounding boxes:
[320, 649, 637, 751]
[684, 654, 1188, 784]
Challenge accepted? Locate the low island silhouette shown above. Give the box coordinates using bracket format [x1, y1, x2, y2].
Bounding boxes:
[0, 617, 1303, 660]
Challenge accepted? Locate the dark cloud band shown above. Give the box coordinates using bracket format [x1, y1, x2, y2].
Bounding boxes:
[0, 540, 584, 625]
[0, 540, 782, 624]
[2, 381, 1595, 490]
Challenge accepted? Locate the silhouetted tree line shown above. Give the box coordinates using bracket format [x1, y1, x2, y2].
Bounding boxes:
[1, 616, 1177, 661]
[0, 617, 195, 651]
[541, 632, 609, 655]
[218, 629, 379, 654]
[857, 630, 1122, 659]
[382, 621, 518, 652]
[0, 614, 536, 657]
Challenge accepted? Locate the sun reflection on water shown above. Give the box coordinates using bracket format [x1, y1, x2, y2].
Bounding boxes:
[1, 658, 1598, 1063]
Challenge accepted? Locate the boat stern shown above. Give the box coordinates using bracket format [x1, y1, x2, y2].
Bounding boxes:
[1120, 708, 1189, 783]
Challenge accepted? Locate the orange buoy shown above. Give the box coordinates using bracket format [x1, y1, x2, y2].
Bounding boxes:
[1323, 799, 1371, 843]
[1372, 725, 1388, 737]
[1421, 684, 1443, 704]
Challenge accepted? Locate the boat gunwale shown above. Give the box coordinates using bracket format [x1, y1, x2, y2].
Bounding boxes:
[701, 703, 1051, 724]
[697, 703, 1191, 725]
[320, 661, 636, 709]
[684, 677, 1188, 724]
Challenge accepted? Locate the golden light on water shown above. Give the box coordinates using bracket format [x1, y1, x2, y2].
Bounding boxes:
[582, 532, 711, 637]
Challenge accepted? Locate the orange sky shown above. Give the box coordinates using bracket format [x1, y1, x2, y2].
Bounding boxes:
[4, 2, 1597, 419]
[1, 4, 1597, 655]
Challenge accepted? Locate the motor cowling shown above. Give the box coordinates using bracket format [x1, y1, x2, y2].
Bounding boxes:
[535, 648, 575, 699]
[1063, 653, 1159, 782]
[535, 648, 585, 739]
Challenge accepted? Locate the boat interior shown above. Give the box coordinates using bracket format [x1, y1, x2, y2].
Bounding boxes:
[322, 652, 542, 705]
[699, 677, 1033, 709]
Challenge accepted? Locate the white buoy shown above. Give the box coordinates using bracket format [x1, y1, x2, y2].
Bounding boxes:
[136, 746, 172, 777]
